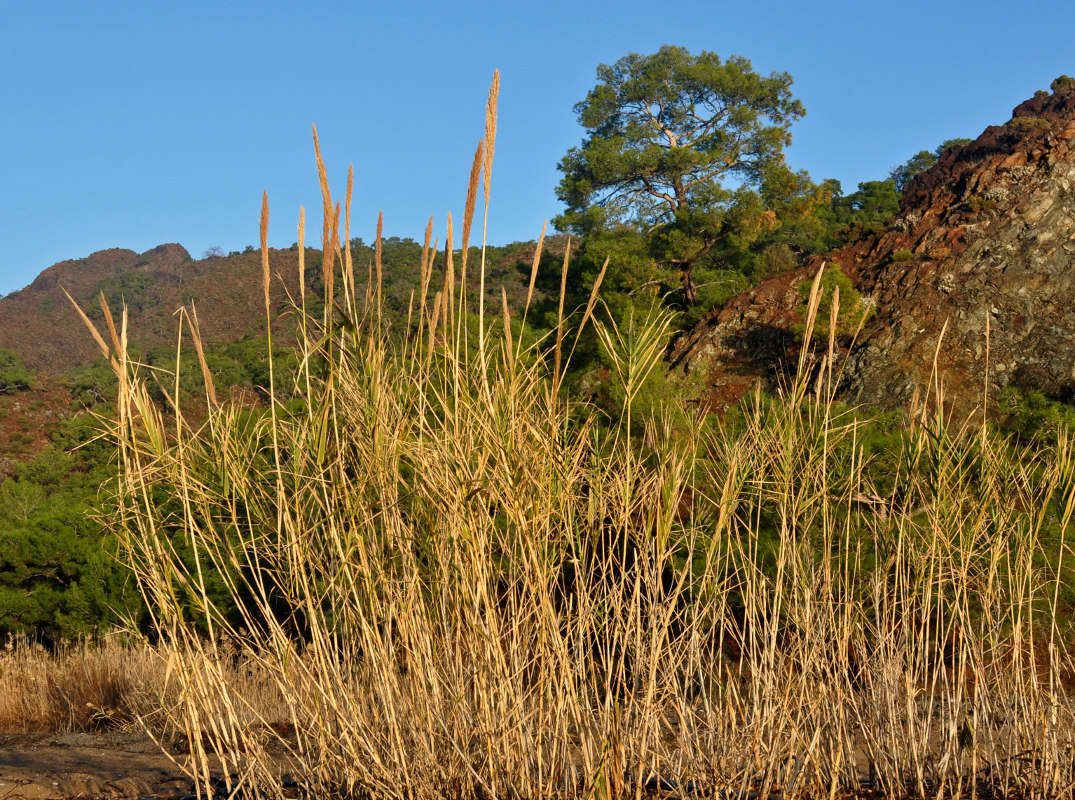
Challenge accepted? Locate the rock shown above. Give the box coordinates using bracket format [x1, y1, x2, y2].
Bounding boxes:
[673, 82, 1075, 421]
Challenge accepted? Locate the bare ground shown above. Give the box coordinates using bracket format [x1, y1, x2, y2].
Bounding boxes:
[0, 732, 204, 799]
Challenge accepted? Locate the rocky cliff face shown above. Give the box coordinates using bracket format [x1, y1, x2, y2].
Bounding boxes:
[672, 83, 1075, 421]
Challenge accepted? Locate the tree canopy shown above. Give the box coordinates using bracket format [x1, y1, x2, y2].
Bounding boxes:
[555, 45, 806, 307]
[0, 348, 33, 393]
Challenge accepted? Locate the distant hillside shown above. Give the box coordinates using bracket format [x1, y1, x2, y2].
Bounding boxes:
[0, 236, 562, 379]
[0, 243, 302, 375]
[0, 235, 562, 484]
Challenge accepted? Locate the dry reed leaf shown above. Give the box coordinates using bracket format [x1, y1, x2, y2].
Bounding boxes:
[483, 70, 500, 209]
[565, 254, 609, 371]
[326, 201, 340, 317]
[444, 212, 455, 331]
[525, 221, 547, 312]
[460, 139, 483, 285]
[909, 385, 921, 426]
[118, 307, 129, 432]
[375, 210, 383, 308]
[311, 124, 333, 247]
[426, 290, 443, 370]
[344, 165, 355, 304]
[298, 207, 306, 300]
[983, 310, 991, 433]
[98, 291, 122, 356]
[171, 310, 186, 416]
[63, 289, 111, 359]
[827, 286, 839, 393]
[501, 286, 513, 371]
[475, 71, 501, 377]
[429, 290, 443, 344]
[312, 125, 336, 318]
[188, 306, 217, 408]
[260, 192, 271, 317]
[553, 238, 571, 388]
[795, 260, 826, 380]
[929, 317, 949, 413]
[577, 255, 609, 338]
[420, 215, 434, 322]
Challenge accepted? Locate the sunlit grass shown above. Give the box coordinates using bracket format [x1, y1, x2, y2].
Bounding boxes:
[73, 75, 1075, 799]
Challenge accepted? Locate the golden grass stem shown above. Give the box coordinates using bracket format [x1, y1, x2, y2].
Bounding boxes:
[444, 211, 455, 336]
[344, 164, 355, 310]
[552, 237, 571, 393]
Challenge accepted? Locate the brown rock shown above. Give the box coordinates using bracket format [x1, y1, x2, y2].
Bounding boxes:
[1001, 151, 1028, 169]
[673, 82, 1075, 421]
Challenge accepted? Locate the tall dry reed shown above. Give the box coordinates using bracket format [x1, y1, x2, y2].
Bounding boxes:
[79, 76, 1075, 799]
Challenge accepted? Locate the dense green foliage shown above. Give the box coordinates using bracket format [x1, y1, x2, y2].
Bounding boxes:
[827, 179, 901, 240]
[792, 263, 873, 339]
[0, 349, 33, 393]
[889, 137, 972, 191]
[88, 270, 157, 318]
[555, 45, 808, 310]
[553, 45, 974, 353]
[0, 411, 133, 641]
[999, 386, 1075, 445]
[1053, 74, 1075, 93]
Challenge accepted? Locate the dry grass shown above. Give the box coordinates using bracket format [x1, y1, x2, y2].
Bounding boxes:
[0, 635, 293, 739]
[0, 635, 157, 733]
[69, 76, 1075, 799]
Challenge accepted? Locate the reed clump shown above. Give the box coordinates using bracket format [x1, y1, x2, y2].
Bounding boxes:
[82, 78, 1075, 799]
[0, 634, 290, 739]
[0, 634, 158, 732]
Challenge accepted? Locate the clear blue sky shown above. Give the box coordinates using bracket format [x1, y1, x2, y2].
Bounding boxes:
[1, 0, 1072, 295]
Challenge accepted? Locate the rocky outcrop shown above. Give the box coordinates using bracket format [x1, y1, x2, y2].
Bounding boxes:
[672, 83, 1075, 421]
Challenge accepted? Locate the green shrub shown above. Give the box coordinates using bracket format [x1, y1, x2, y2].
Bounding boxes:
[999, 386, 1075, 444]
[1008, 116, 1051, 133]
[755, 243, 798, 281]
[966, 196, 998, 213]
[892, 248, 913, 262]
[0, 349, 33, 393]
[793, 263, 872, 339]
[88, 271, 156, 318]
[1052, 75, 1075, 93]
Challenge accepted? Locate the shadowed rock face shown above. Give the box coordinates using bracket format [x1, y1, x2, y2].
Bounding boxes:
[672, 85, 1075, 421]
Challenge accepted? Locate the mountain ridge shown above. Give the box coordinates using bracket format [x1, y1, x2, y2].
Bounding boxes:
[0, 242, 307, 375]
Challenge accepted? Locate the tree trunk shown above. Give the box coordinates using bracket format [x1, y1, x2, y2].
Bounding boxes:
[680, 266, 698, 306]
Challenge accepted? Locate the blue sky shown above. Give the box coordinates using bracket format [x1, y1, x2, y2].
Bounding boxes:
[1, 0, 1072, 295]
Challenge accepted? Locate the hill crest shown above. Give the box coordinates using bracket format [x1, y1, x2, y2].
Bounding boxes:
[0, 243, 304, 375]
